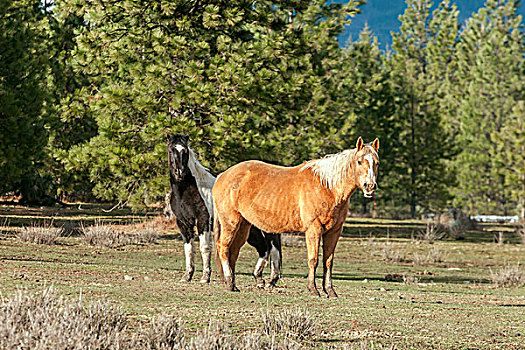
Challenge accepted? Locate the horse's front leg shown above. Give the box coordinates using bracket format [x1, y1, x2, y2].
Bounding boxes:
[179, 229, 195, 282]
[322, 225, 343, 298]
[305, 222, 323, 296]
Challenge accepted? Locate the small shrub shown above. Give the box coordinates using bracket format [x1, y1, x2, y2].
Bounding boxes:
[261, 308, 315, 341]
[413, 247, 444, 266]
[490, 263, 525, 287]
[81, 222, 160, 248]
[183, 320, 299, 350]
[61, 221, 83, 237]
[379, 243, 404, 263]
[82, 222, 129, 248]
[17, 223, 62, 244]
[402, 273, 421, 285]
[417, 223, 447, 243]
[515, 223, 525, 245]
[133, 315, 185, 349]
[344, 339, 397, 350]
[436, 208, 475, 236]
[130, 227, 160, 244]
[0, 287, 127, 349]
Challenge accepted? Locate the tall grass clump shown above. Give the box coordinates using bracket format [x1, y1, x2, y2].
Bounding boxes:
[0, 287, 127, 350]
[516, 222, 525, 245]
[82, 222, 160, 248]
[82, 222, 128, 248]
[132, 315, 185, 349]
[490, 263, 525, 287]
[413, 246, 445, 266]
[261, 308, 315, 341]
[133, 318, 299, 350]
[417, 223, 447, 243]
[379, 243, 404, 263]
[17, 223, 62, 244]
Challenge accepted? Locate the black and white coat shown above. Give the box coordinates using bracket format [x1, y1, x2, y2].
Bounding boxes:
[166, 134, 281, 287]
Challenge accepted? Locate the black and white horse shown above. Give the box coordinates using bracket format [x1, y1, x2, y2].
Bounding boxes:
[166, 134, 281, 287]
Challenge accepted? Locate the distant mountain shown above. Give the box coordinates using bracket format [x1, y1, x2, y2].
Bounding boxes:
[338, 0, 525, 49]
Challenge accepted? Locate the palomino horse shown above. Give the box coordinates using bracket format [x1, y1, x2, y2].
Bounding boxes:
[213, 137, 379, 296]
[167, 134, 282, 286]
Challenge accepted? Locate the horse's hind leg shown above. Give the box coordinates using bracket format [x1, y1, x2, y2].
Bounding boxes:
[268, 234, 282, 287]
[216, 218, 242, 292]
[247, 226, 269, 288]
[196, 218, 211, 283]
[198, 230, 211, 283]
[226, 220, 251, 291]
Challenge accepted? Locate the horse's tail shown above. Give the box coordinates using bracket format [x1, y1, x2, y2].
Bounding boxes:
[213, 204, 224, 281]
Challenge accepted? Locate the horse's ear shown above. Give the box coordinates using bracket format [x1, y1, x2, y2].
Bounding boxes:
[166, 133, 172, 142]
[372, 138, 380, 151]
[356, 137, 364, 151]
[182, 134, 189, 143]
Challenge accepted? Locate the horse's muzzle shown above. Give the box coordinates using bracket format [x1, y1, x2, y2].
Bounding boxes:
[363, 182, 377, 198]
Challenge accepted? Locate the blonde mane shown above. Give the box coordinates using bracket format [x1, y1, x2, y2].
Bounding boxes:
[188, 147, 216, 216]
[300, 146, 378, 191]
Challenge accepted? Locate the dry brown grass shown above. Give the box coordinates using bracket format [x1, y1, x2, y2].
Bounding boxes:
[261, 308, 315, 341]
[378, 243, 404, 263]
[17, 223, 62, 244]
[0, 287, 126, 349]
[413, 247, 445, 266]
[402, 273, 421, 285]
[417, 223, 447, 243]
[81, 221, 160, 248]
[516, 222, 525, 245]
[0, 288, 301, 350]
[490, 263, 525, 287]
[133, 315, 185, 349]
[281, 234, 305, 247]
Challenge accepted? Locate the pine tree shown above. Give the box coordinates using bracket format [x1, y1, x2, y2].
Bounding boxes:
[0, 0, 52, 203]
[59, 0, 361, 208]
[389, 0, 458, 217]
[449, 0, 524, 218]
[341, 26, 399, 215]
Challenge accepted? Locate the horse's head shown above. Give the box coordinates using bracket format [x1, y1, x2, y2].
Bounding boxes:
[353, 137, 380, 198]
[167, 133, 190, 181]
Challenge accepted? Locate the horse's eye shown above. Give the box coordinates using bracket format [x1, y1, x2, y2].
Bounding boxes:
[358, 161, 362, 165]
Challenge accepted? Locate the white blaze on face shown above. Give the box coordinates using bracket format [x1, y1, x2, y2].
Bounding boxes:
[175, 144, 185, 153]
[364, 154, 376, 184]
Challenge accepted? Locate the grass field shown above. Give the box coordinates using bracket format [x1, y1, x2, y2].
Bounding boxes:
[0, 203, 524, 349]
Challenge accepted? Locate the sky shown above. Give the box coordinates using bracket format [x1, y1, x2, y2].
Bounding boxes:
[338, 0, 525, 49]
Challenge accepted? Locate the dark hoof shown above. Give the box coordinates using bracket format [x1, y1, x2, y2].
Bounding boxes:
[254, 276, 265, 288]
[325, 288, 338, 298]
[226, 281, 240, 292]
[269, 277, 279, 287]
[308, 286, 320, 297]
[199, 275, 211, 284]
[180, 273, 193, 282]
[226, 284, 240, 292]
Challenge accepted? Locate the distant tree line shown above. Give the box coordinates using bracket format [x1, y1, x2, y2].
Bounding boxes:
[0, 0, 523, 219]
